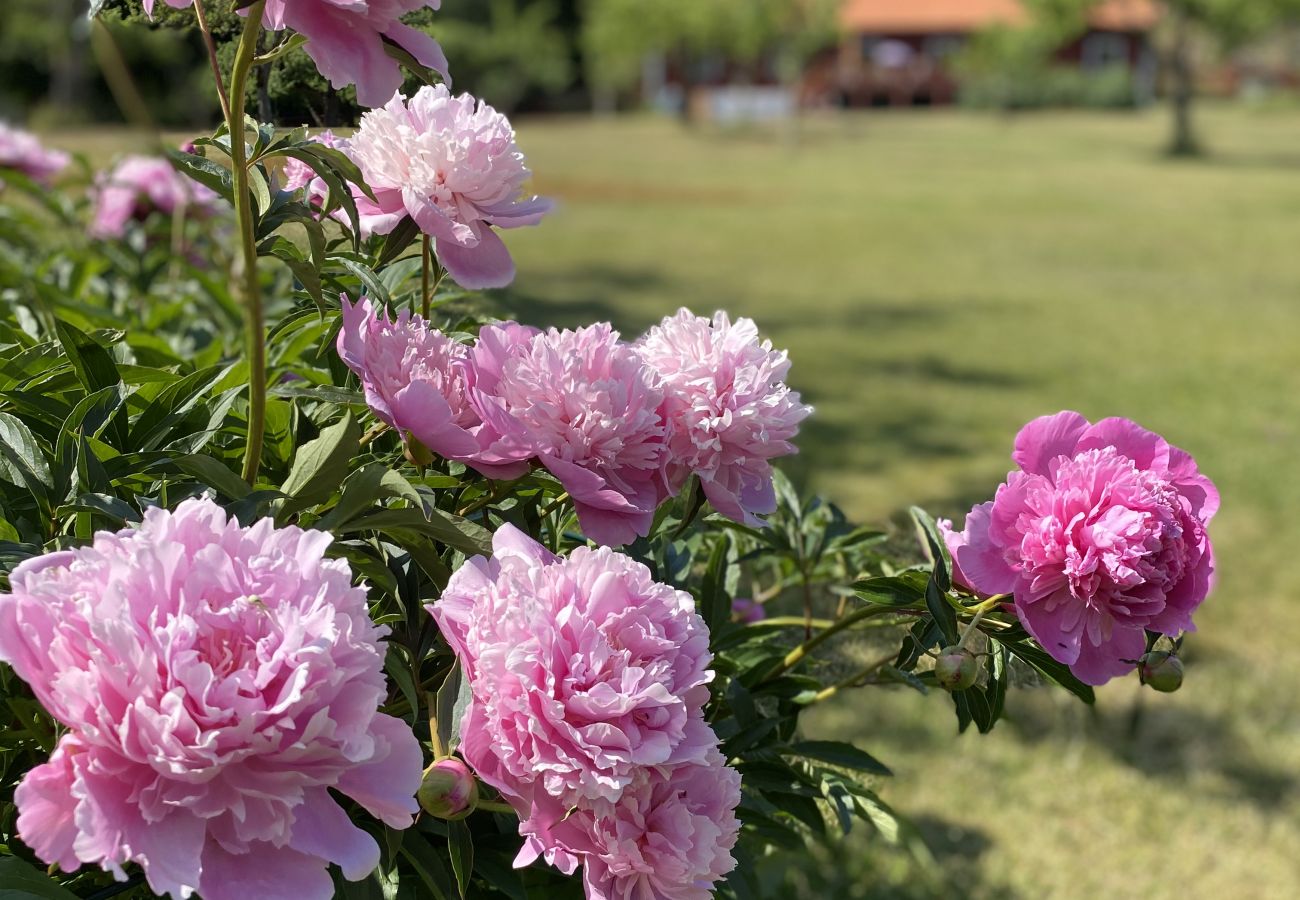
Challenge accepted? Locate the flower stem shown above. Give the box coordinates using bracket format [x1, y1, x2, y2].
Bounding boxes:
[761, 605, 896, 683]
[476, 800, 515, 815]
[192, 0, 233, 123]
[420, 235, 432, 319]
[230, 1, 268, 485]
[808, 650, 899, 704]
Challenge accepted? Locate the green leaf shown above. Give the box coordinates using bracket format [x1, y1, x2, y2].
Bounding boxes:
[433, 662, 472, 756]
[253, 32, 308, 66]
[909, 505, 951, 591]
[339, 507, 492, 557]
[783, 740, 892, 776]
[852, 571, 928, 607]
[447, 819, 473, 899]
[700, 531, 734, 633]
[169, 454, 252, 500]
[1003, 637, 1096, 704]
[376, 216, 422, 267]
[0, 856, 81, 900]
[54, 321, 120, 394]
[0, 412, 52, 491]
[315, 463, 421, 531]
[278, 413, 361, 519]
[165, 148, 235, 205]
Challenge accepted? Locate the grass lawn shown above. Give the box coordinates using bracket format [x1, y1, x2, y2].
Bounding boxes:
[45, 106, 1300, 897]
[501, 107, 1300, 899]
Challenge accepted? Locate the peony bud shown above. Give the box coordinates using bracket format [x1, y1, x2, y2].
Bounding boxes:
[418, 758, 479, 820]
[934, 645, 979, 691]
[1139, 651, 1184, 693]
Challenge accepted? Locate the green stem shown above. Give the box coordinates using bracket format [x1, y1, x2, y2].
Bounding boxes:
[231, 1, 268, 485]
[476, 800, 515, 815]
[420, 235, 432, 319]
[808, 650, 898, 704]
[761, 605, 896, 683]
[192, 0, 233, 124]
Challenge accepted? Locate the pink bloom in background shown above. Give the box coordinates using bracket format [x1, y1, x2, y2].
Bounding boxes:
[280, 129, 343, 208]
[638, 309, 811, 526]
[0, 122, 70, 186]
[346, 84, 551, 289]
[143, 0, 448, 108]
[519, 749, 742, 900]
[469, 323, 668, 545]
[0, 498, 422, 900]
[731, 597, 766, 623]
[89, 155, 221, 239]
[337, 296, 481, 460]
[428, 525, 715, 809]
[942, 411, 1218, 685]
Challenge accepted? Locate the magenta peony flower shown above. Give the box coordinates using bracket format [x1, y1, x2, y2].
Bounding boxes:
[346, 84, 551, 289]
[0, 122, 70, 186]
[637, 309, 812, 526]
[89, 155, 221, 240]
[517, 750, 742, 900]
[0, 497, 423, 900]
[336, 296, 481, 461]
[467, 323, 668, 546]
[941, 411, 1218, 685]
[142, 1, 448, 109]
[428, 524, 716, 808]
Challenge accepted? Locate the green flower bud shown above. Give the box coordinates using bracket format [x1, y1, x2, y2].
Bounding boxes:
[1139, 651, 1184, 693]
[418, 758, 479, 820]
[934, 645, 979, 692]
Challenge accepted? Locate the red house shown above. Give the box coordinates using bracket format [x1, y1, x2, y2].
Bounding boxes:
[835, 0, 1162, 106]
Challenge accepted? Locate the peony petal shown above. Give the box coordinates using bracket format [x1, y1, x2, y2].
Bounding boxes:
[436, 226, 517, 290]
[1076, 416, 1169, 472]
[289, 788, 381, 882]
[384, 22, 451, 85]
[1012, 411, 1089, 475]
[199, 842, 334, 900]
[1069, 622, 1147, 686]
[14, 737, 84, 874]
[334, 714, 422, 829]
[948, 502, 1018, 595]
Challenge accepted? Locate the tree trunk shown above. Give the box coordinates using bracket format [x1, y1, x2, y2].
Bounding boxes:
[1167, 4, 1199, 156]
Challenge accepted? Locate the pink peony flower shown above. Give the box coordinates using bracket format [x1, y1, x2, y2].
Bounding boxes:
[280, 129, 343, 209]
[517, 750, 742, 900]
[346, 84, 551, 289]
[0, 122, 70, 186]
[428, 524, 716, 808]
[0, 497, 423, 900]
[637, 309, 812, 526]
[88, 155, 221, 240]
[941, 412, 1218, 685]
[467, 323, 668, 546]
[336, 296, 481, 461]
[143, 1, 448, 109]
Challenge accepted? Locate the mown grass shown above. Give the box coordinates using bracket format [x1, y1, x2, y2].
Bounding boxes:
[47, 106, 1300, 897]
[501, 107, 1300, 899]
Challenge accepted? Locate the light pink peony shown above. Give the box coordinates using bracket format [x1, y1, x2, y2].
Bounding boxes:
[88, 155, 221, 240]
[428, 524, 716, 809]
[468, 323, 669, 546]
[0, 122, 70, 186]
[637, 309, 812, 526]
[280, 129, 343, 209]
[941, 411, 1218, 685]
[143, 1, 448, 109]
[336, 296, 481, 461]
[0, 497, 423, 900]
[518, 750, 742, 900]
[346, 84, 551, 289]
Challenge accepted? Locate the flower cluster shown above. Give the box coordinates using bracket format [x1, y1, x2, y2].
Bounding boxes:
[942, 412, 1218, 685]
[0, 122, 69, 186]
[429, 526, 741, 899]
[89, 155, 221, 240]
[343, 84, 552, 289]
[143, 0, 447, 108]
[0, 498, 423, 899]
[338, 299, 811, 545]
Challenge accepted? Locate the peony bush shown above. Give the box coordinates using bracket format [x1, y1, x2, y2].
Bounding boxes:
[0, 4, 1216, 899]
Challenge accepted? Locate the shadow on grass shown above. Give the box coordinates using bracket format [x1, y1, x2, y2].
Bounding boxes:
[492, 264, 672, 333]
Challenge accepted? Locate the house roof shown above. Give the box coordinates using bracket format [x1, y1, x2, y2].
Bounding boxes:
[840, 0, 1161, 35]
